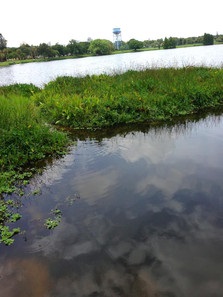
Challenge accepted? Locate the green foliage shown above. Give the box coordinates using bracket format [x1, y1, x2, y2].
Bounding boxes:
[89, 39, 114, 55]
[44, 208, 62, 229]
[0, 33, 7, 50]
[127, 39, 144, 51]
[0, 83, 40, 97]
[0, 86, 70, 244]
[0, 226, 20, 245]
[33, 67, 223, 129]
[203, 33, 214, 45]
[0, 199, 21, 245]
[38, 43, 57, 58]
[163, 37, 177, 49]
[0, 88, 70, 195]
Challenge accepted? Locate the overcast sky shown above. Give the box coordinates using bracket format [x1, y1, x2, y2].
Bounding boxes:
[1, 0, 222, 47]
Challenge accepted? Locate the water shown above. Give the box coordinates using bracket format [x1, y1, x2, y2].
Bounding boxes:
[1, 113, 223, 296]
[0, 44, 223, 87]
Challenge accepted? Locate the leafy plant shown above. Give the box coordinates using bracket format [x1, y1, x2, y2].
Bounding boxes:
[44, 208, 62, 230]
[0, 199, 21, 245]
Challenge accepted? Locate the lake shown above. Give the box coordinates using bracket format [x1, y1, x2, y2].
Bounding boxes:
[1, 45, 223, 296]
[1, 112, 223, 296]
[0, 44, 223, 87]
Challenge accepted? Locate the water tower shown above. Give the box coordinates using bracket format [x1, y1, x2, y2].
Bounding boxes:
[113, 28, 122, 50]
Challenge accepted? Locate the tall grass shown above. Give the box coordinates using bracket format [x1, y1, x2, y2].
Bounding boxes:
[0, 86, 69, 194]
[34, 67, 223, 128]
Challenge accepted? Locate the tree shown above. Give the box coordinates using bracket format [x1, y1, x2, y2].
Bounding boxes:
[52, 43, 67, 56]
[0, 33, 7, 50]
[78, 41, 90, 55]
[89, 39, 114, 55]
[215, 34, 223, 43]
[18, 43, 31, 59]
[67, 39, 80, 55]
[37, 43, 57, 58]
[127, 39, 143, 51]
[163, 37, 176, 49]
[203, 33, 214, 45]
[0, 34, 7, 61]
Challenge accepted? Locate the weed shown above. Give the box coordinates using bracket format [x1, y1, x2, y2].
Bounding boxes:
[44, 208, 62, 230]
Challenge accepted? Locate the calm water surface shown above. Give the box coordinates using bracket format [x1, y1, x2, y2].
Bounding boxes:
[1, 113, 223, 296]
[0, 44, 223, 87]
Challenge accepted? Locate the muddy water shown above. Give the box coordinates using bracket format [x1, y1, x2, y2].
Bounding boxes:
[1, 113, 223, 297]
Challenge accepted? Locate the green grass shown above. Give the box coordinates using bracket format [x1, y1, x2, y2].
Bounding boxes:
[0, 90, 69, 193]
[34, 67, 223, 128]
[0, 84, 70, 244]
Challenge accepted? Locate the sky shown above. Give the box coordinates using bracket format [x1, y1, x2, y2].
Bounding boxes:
[1, 0, 222, 47]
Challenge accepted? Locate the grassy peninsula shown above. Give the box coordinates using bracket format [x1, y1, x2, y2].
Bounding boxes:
[34, 67, 223, 128]
[1, 66, 223, 244]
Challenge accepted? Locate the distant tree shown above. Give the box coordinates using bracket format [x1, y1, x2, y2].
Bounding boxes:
[215, 34, 223, 43]
[127, 39, 143, 51]
[52, 43, 67, 56]
[203, 33, 214, 45]
[163, 37, 176, 49]
[78, 41, 90, 55]
[37, 43, 57, 58]
[156, 38, 163, 49]
[119, 41, 129, 50]
[89, 39, 114, 55]
[15, 49, 26, 60]
[0, 33, 7, 50]
[163, 37, 169, 49]
[18, 43, 31, 59]
[30, 46, 38, 59]
[0, 49, 7, 62]
[67, 39, 82, 55]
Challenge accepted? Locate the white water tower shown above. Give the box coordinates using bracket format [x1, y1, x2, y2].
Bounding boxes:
[113, 28, 122, 50]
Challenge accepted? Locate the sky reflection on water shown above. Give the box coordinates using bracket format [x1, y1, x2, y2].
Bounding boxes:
[1, 114, 223, 297]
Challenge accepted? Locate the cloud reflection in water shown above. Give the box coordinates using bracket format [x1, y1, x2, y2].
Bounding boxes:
[1, 115, 223, 297]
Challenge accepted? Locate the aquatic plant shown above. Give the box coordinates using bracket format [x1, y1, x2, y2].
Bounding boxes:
[0, 87, 70, 244]
[44, 208, 62, 230]
[34, 67, 223, 128]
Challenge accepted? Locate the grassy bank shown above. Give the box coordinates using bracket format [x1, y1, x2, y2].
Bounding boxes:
[0, 66, 223, 244]
[34, 67, 223, 128]
[0, 84, 70, 244]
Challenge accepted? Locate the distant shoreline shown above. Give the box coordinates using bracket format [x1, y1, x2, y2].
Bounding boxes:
[0, 43, 209, 68]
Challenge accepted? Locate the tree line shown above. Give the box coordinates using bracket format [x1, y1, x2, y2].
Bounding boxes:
[0, 32, 223, 62]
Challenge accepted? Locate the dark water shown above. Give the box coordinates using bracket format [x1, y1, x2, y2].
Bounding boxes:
[1, 113, 223, 297]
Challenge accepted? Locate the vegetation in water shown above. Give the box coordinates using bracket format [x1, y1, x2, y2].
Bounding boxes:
[34, 67, 223, 128]
[0, 84, 70, 244]
[0, 199, 21, 245]
[44, 208, 62, 230]
[0, 66, 223, 244]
